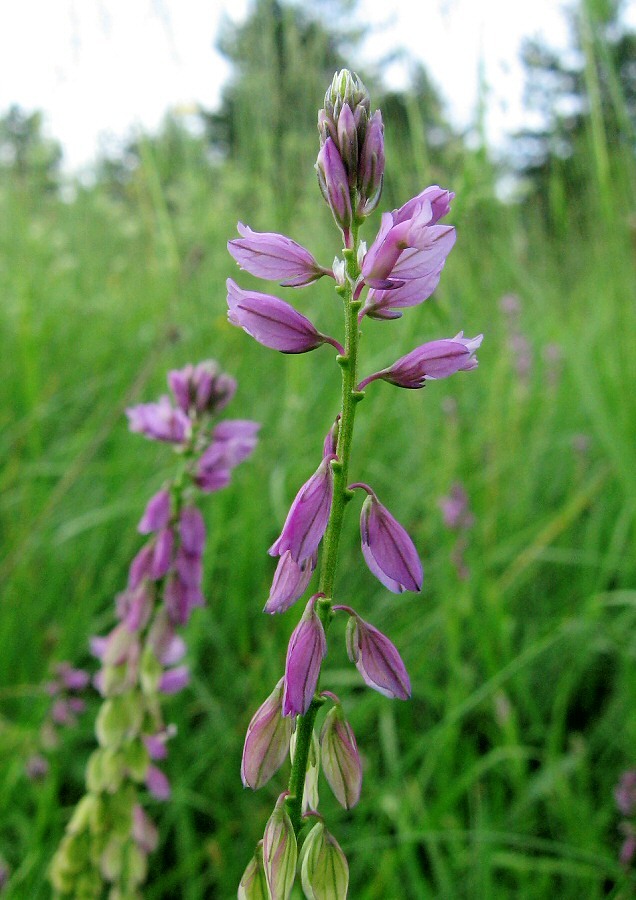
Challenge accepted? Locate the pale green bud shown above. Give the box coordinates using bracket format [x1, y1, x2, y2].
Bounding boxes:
[122, 738, 150, 783]
[100, 835, 125, 881]
[96, 693, 144, 748]
[262, 794, 298, 900]
[299, 822, 349, 900]
[140, 645, 163, 695]
[237, 842, 268, 900]
[67, 794, 99, 836]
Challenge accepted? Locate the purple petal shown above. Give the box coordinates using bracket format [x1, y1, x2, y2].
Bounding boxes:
[159, 665, 190, 695]
[126, 396, 191, 444]
[179, 507, 206, 557]
[138, 489, 172, 534]
[264, 550, 316, 614]
[227, 279, 340, 354]
[229, 223, 328, 287]
[146, 765, 171, 801]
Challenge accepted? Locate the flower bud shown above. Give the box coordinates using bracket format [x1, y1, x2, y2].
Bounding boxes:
[283, 596, 327, 717]
[241, 679, 293, 790]
[299, 822, 349, 900]
[229, 223, 328, 287]
[238, 842, 269, 900]
[358, 109, 384, 215]
[320, 705, 362, 809]
[262, 794, 298, 900]
[315, 138, 353, 233]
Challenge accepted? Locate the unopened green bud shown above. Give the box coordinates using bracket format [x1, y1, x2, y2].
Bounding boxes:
[122, 738, 150, 783]
[140, 645, 163, 695]
[323, 70, 370, 125]
[263, 794, 298, 900]
[67, 794, 100, 836]
[299, 822, 349, 900]
[238, 842, 268, 900]
[100, 835, 125, 881]
[123, 841, 148, 887]
[96, 693, 143, 748]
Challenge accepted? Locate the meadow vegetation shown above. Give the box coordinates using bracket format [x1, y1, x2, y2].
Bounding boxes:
[0, 0, 635, 896]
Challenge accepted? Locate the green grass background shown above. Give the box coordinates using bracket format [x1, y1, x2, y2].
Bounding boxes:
[1, 17, 636, 899]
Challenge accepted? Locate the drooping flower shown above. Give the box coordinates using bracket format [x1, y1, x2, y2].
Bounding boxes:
[269, 456, 335, 564]
[358, 333, 483, 390]
[337, 607, 411, 700]
[228, 223, 330, 287]
[351, 484, 422, 593]
[282, 596, 327, 717]
[227, 278, 343, 355]
[241, 679, 293, 790]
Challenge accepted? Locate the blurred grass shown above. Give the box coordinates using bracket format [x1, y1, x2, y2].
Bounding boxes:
[1, 20, 636, 899]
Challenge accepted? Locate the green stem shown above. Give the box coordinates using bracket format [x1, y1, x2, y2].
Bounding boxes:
[286, 229, 363, 833]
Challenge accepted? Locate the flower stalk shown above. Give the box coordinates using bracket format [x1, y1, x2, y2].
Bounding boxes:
[235, 67, 482, 896]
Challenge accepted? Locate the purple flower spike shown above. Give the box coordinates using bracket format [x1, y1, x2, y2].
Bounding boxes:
[241, 679, 293, 790]
[126, 396, 191, 445]
[359, 332, 483, 391]
[269, 456, 336, 563]
[283, 596, 327, 717]
[138, 489, 172, 535]
[227, 279, 343, 355]
[315, 137, 353, 235]
[342, 610, 411, 700]
[264, 550, 316, 615]
[228, 223, 330, 287]
[352, 485, 422, 593]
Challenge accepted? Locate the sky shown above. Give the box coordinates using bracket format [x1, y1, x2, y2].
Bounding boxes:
[1, 0, 632, 172]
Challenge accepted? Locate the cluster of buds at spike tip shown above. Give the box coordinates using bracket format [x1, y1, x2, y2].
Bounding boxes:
[233, 67, 482, 898]
[50, 361, 258, 898]
[317, 69, 385, 233]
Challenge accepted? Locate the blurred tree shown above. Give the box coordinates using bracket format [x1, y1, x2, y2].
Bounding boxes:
[514, 0, 636, 224]
[201, 0, 361, 225]
[0, 105, 62, 194]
